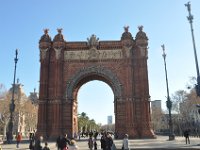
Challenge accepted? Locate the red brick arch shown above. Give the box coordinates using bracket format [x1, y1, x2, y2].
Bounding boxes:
[66, 66, 122, 100]
[37, 27, 155, 139]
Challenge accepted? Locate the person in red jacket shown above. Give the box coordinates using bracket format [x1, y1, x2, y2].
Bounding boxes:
[16, 132, 22, 148]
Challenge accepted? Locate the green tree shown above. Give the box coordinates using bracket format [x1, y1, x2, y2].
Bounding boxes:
[78, 112, 89, 133]
[78, 112, 100, 133]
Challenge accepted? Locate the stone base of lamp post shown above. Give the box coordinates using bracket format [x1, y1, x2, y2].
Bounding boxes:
[8, 121, 14, 143]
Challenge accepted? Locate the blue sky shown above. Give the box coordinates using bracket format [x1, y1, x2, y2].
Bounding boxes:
[0, 0, 200, 125]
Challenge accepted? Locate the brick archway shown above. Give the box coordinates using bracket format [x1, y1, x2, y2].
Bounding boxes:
[66, 66, 122, 99]
[37, 27, 155, 139]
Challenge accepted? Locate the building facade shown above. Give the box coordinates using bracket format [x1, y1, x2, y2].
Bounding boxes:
[151, 100, 162, 114]
[37, 26, 155, 139]
[0, 82, 37, 137]
[107, 116, 113, 125]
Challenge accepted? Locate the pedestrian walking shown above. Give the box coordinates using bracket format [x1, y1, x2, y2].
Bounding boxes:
[100, 133, 106, 150]
[78, 131, 81, 141]
[94, 138, 97, 150]
[29, 132, 33, 141]
[105, 133, 113, 150]
[34, 136, 43, 150]
[29, 131, 35, 150]
[184, 129, 190, 144]
[88, 136, 93, 150]
[122, 134, 129, 150]
[29, 138, 34, 150]
[56, 135, 62, 150]
[61, 134, 70, 150]
[16, 132, 22, 148]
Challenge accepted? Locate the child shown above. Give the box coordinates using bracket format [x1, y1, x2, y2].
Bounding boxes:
[69, 140, 79, 150]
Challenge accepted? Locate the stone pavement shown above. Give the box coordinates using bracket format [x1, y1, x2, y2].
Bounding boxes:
[1, 136, 200, 150]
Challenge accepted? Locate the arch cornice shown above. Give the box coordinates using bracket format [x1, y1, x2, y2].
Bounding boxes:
[66, 66, 123, 100]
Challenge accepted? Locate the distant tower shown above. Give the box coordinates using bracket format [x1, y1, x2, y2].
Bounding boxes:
[107, 116, 113, 124]
[151, 100, 162, 114]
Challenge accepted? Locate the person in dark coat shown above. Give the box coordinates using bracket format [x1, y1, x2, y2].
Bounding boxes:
[56, 135, 62, 150]
[100, 133, 106, 150]
[94, 138, 97, 150]
[29, 139, 34, 150]
[34, 136, 43, 150]
[29, 132, 35, 150]
[88, 136, 93, 150]
[105, 133, 113, 150]
[60, 134, 70, 150]
[184, 129, 190, 144]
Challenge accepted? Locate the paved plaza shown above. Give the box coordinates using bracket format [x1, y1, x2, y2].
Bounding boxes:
[1, 136, 200, 150]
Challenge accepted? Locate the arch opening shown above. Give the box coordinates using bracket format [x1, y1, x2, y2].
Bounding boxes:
[70, 73, 117, 138]
[77, 80, 115, 133]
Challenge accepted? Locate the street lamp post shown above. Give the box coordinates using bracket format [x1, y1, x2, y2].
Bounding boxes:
[161, 44, 175, 140]
[185, 2, 200, 96]
[8, 49, 18, 143]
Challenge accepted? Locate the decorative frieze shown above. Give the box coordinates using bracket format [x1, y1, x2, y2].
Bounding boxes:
[64, 49, 129, 61]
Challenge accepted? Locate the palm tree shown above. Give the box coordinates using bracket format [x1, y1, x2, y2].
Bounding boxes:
[78, 112, 89, 133]
[78, 112, 100, 133]
[80, 112, 87, 118]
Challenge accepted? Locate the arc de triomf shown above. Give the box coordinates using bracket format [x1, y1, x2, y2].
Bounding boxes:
[37, 26, 155, 139]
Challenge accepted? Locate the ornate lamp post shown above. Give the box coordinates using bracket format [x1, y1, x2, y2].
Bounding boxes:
[8, 49, 18, 143]
[161, 45, 175, 140]
[185, 2, 200, 96]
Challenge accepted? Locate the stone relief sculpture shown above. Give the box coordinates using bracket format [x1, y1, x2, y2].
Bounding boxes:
[40, 48, 48, 60]
[88, 48, 100, 60]
[64, 49, 125, 61]
[54, 48, 62, 59]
